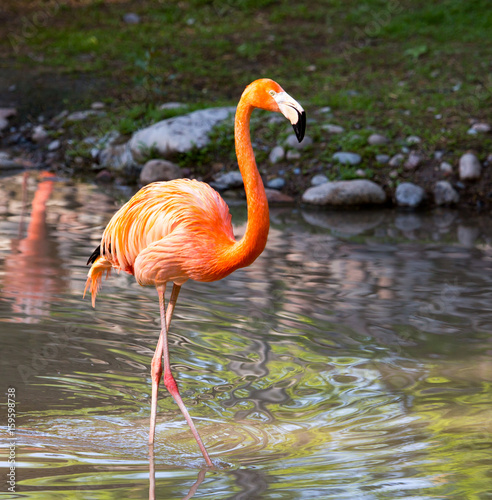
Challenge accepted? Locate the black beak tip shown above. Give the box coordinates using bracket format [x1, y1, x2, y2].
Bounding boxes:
[293, 110, 306, 143]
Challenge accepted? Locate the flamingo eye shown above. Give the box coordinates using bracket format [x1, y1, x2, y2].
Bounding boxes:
[268, 90, 276, 97]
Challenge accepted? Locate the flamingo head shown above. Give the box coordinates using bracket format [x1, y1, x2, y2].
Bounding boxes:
[244, 78, 306, 143]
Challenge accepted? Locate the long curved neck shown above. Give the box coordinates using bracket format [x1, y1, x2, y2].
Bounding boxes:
[229, 98, 269, 268]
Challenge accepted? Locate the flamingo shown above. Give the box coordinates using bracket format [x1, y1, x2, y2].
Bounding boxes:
[85, 78, 306, 466]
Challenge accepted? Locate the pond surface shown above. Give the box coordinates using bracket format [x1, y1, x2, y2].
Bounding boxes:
[1, 172, 492, 499]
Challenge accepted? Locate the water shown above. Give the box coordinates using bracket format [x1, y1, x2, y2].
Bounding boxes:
[1, 172, 492, 499]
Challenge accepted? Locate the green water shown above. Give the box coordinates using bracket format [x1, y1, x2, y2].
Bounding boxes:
[1, 173, 491, 499]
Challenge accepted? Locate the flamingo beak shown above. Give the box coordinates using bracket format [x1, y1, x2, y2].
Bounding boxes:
[274, 91, 306, 142]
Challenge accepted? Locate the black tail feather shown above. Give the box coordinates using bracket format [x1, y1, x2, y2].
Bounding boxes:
[87, 245, 101, 265]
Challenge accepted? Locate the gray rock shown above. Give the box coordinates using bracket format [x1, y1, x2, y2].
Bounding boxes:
[318, 106, 332, 114]
[395, 213, 422, 232]
[129, 107, 235, 160]
[376, 154, 390, 164]
[99, 143, 137, 172]
[286, 150, 301, 160]
[123, 12, 140, 24]
[440, 161, 453, 174]
[434, 181, 459, 205]
[332, 152, 361, 165]
[265, 188, 294, 203]
[389, 153, 404, 167]
[311, 174, 329, 186]
[285, 134, 313, 150]
[0, 108, 16, 130]
[389, 170, 399, 179]
[47, 139, 61, 151]
[213, 170, 243, 189]
[266, 177, 285, 190]
[459, 152, 482, 180]
[159, 102, 186, 110]
[66, 110, 102, 122]
[32, 125, 48, 142]
[404, 152, 422, 170]
[269, 145, 285, 164]
[406, 135, 421, 145]
[0, 157, 22, 170]
[395, 182, 425, 207]
[91, 101, 105, 110]
[368, 133, 388, 145]
[140, 159, 183, 185]
[302, 180, 386, 206]
[322, 124, 344, 134]
[471, 123, 491, 133]
[355, 168, 366, 177]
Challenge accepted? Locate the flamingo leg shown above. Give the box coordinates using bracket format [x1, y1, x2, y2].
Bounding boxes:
[149, 283, 212, 466]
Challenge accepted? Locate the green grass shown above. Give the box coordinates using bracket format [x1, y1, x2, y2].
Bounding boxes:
[1, 0, 491, 196]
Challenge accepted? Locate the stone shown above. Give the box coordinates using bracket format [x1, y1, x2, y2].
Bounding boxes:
[213, 170, 243, 189]
[355, 169, 366, 177]
[471, 123, 491, 133]
[395, 182, 425, 207]
[265, 188, 294, 203]
[302, 180, 386, 206]
[440, 161, 453, 174]
[311, 174, 328, 186]
[159, 102, 186, 110]
[434, 181, 459, 205]
[368, 133, 388, 145]
[0, 108, 16, 130]
[376, 154, 390, 164]
[286, 150, 301, 160]
[123, 12, 140, 24]
[322, 124, 344, 134]
[285, 134, 313, 150]
[0, 157, 23, 170]
[99, 143, 137, 172]
[129, 107, 235, 160]
[91, 102, 105, 110]
[389, 170, 399, 179]
[332, 152, 361, 165]
[459, 152, 482, 180]
[32, 125, 48, 142]
[95, 169, 113, 183]
[318, 106, 332, 114]
[140, 159, 183, 185]
[266, 177, 285, 190]
[269, 145, 285, 164]
[404, 152, 422, 170]
[406, 135, 421, 145]
[395, 213, 422, 232]
[66, 110, 102, 122]
[47, 139, 61, 151]
[389, 153, 404, 167]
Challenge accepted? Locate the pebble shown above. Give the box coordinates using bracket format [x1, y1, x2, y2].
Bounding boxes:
[389, 170, 399, 179]
[66, 110, 102, 122]
[32, 125, 48, 142]
[302, 180, 386, 206]
[368, 133, 388, 145]
[395, 182, 425, 207]
[266, 177, 285, 190]
[48, 139, 61, 151]
[404, 152, 422, 170]
[213, 170, 243, 189]
[434, 181, 459, 205]
[269, 145, 285, 164]
[406, 135, 421, 145]
[285, 134, 313, 150]
[332, 152, 361, 165]
[355, 169, 366, 177]
[311, 174, 328, 186]
[140, 159, 183, 185]
[264, 188, 294, 203]
[389, 153, 404, 167]
[123, 12, 140, 24]
[318, 107, 332, 114]
[376, 154, 390, 164]
[0, 108, 17, 131]
[91, 102, 105, 110]
[322, 124, 344, 134]
[440, 161, 453, 174]
[459, 152, 481, 181]
[293, 167, 301, 175]
[434, 150, 444, 160]
[471, 123, 491, 133]
[286, 150, 301, 160]
[395, 213, 422, 232]
[159, 102, 187, 110]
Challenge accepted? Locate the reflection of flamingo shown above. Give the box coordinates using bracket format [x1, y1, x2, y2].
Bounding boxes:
[4, 172, 64, 322]
[85, 79, 305, 465]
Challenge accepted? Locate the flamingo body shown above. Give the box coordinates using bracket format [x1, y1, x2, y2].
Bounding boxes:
[85, 78, 305, 465]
